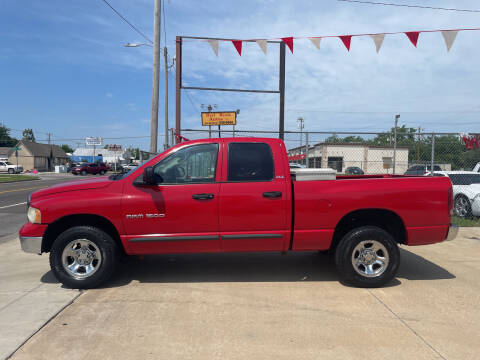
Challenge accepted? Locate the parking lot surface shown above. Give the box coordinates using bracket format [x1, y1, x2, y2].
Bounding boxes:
[5, 228, 479, 360]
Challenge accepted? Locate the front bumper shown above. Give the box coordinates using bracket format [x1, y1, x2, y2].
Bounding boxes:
[20, 236, 42, 254]
[446, 224, 458, 242]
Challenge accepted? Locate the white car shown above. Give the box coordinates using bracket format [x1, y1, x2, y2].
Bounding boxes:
[289, 163, 306, 169]
[0, 161, 23, 174]
[430, 171, 480, 217]
[122, 163, 139, 172]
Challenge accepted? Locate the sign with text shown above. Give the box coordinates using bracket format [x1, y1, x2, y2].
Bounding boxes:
[86, 137, 103, 146]
[201, 112, 237, 126]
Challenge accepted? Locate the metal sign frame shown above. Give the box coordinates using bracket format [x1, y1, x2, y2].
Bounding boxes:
[175, 36, 286, 143]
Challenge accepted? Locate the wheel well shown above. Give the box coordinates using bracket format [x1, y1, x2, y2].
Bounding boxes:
[42, 214, 124, 254]
[331, 209, 406, 250]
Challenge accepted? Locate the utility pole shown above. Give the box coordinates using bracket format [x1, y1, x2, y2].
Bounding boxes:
[164, 46, 169, 150]
[297, 117, 304, 148]
[393, 114, 400, 175]
[417, 127, 421, 162]
[47, 133, 52, 171]
[150, 0, 161, 154]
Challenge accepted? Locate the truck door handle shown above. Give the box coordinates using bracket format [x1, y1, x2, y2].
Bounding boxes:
[263, 191, 282, 198]
[192, 193, 214, 200]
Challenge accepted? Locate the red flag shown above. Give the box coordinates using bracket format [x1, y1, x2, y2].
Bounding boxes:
[232, 40, 242, 56]
[405, 31, 420, 47]
[281, 37, 294, 53]
[339, 35, 352, 51]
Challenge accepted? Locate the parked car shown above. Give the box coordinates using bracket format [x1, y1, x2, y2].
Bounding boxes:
[345, 166, 364, 175]
[429, 171, 480, 218]
[122, 163, 139, 172]
[289, 163, 306, 169]
[71, 163, 108, 176]
[20, 137, 456, 289]
[404, 164, 442, 176]
[0, 161, 23, 174]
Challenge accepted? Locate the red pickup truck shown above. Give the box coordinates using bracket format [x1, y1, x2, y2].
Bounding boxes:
[19, 137, 457, 289]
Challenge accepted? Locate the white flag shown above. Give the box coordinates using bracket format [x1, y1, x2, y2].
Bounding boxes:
[441, 30, 458, 52]
[370, 34, 385, 53]
[208, 40, 219, 56]
[256, 40, 267, 54]
[309, 37, 321, 49]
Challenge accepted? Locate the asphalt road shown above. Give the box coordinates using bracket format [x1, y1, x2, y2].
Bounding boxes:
[0, 175, 82, 242]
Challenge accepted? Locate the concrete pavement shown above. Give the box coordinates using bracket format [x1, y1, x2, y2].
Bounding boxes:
[8, 228, 480, 360]
[0, 236, 79, 360]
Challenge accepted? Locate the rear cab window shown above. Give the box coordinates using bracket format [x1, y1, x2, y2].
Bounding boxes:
[227, 143, 274, 182]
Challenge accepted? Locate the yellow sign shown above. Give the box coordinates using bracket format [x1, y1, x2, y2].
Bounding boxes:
[201, 112, 237, 126]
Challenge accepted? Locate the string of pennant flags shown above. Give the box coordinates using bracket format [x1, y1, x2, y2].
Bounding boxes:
[195, 27, 480, 56]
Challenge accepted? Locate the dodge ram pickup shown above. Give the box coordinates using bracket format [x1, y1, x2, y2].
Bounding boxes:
[19, 137, 457, 289]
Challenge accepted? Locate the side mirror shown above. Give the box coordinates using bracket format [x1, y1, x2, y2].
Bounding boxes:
[143, 166, 156, 185]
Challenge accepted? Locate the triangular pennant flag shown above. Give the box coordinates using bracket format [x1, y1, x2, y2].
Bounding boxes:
[309, 37, 321, 49]
[370, 34, 385, 53]
[256, 39, 267, 54]
[208, 40, 219, 56]
[281, 37, 294, 53]
[339, 35, 352, 51]
[405, 32, 420, 47]
[441, 30, 458, 52]
[232, 40, 242, 56]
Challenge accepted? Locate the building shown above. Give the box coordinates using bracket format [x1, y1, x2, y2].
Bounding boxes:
[288, 142, 409, 174]
[71, 147, 132, 165]
[0, 147, 10, 161]
[7, 141, 68, 172]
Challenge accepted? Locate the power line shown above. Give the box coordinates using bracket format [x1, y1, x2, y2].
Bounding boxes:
[100, 0, 153, 44]
[337, 0, 480, 13]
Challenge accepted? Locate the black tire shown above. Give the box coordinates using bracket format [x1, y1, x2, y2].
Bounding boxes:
[454, 195, 472, 218]
[334, 226, 400, 288]
[99, 170, 105, 175]
[49, 226, 119, 289]
[81, 170, 87, 176]
[8, 168, 14, 174]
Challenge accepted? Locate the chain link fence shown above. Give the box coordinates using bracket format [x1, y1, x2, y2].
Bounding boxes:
[179, 128, 480, 175]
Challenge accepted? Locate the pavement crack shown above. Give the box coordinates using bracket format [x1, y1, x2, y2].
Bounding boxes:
[367, 289, 448, 360]
[5, 290, 83, 360]
[0, 283, 44, 313]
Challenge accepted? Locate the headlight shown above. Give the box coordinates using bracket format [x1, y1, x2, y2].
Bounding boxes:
[27, 207, 41, 224]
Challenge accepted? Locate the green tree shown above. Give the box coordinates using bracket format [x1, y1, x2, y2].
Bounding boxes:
[0, 125, 18, 147]
[61, 144, 74, 153]
[22, 128, 36, 142]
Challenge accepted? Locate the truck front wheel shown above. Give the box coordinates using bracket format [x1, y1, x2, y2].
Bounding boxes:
[334, 226, 400, 288]
[49, 226, 119, 289]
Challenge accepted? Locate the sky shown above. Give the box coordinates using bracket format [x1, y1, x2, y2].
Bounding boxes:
[1, 0, 480, 151]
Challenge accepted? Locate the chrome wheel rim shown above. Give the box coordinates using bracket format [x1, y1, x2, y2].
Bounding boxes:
[351, 240, 389, 278]
[455, 197, 469, 217]
[61, 239, 102, 279]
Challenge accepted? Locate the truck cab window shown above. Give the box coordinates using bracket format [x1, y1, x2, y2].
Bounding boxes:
[227, 143, 274, 182]
[154, 143, 218, 184]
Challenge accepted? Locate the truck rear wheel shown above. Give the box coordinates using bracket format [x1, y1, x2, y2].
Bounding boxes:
[49, 226, 119, 289]
[334, 226, 400, 288]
